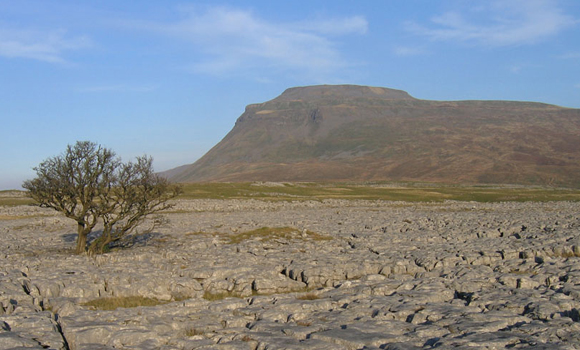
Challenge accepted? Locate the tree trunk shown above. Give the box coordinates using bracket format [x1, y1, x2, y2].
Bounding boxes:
[76, 222, 87, 254]
[88, 229, 112, 255]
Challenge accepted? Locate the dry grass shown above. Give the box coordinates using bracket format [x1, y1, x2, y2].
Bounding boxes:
[202, 290, 247, 301]
[178, 182, 580, 202]
[296, 292, 320, 300]
[227, 226, 332, 244]
[0, 215, 31, 221]
[241, 335, 254, 342]
[185, 231, 222, 237]
[82, 296, 169, 310]
[185, 328, 205, 337]
[0, 190, 35, 206]
[548, 250, 580, 259]
[0, 213, 56, 221]
[0, 198, 35, 207]
[10, 221, 65, 232]
[508, 269, 536, 275]
[187, 227, 332, 245]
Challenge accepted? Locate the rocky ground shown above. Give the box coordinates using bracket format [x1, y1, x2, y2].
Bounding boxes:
[1, 198, 580, 349]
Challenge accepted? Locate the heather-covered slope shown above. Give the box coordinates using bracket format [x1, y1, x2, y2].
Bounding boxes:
[168, 85, 580, 187]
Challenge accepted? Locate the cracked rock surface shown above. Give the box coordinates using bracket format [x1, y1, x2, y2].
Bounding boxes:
[1, 199, 580, 349]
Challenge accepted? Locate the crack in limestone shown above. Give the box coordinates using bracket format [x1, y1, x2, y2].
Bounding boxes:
[18, 271, 71, 350]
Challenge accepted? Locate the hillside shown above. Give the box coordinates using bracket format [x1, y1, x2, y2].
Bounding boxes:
[167, 85, 580, 187]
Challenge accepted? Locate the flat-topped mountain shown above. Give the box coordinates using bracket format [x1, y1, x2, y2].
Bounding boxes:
[270, 84, 415, 101]
[167, 85, 580, 187]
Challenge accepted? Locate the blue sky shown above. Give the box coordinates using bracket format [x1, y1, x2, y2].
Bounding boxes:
[1, 0, 579, 190]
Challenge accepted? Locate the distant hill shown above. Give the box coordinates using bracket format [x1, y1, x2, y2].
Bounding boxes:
[166, 85, 580, 187]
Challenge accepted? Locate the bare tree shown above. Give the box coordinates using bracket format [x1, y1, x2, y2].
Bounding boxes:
[23, 141, 118, 254]
[88, 156, 181, 255]
[23, 141, 181, 254]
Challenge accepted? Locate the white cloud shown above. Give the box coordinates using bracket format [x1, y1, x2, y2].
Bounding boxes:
[134, 7, 367, 78]
[0, 27, 90, 63]
[407, 0, 577, 47]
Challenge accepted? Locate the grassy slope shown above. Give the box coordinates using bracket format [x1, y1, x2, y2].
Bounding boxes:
[170, 87, 580, 187]
[178, 182, 580, 202]
[4, 182, 579, 208]
[0, 190, 34, 206]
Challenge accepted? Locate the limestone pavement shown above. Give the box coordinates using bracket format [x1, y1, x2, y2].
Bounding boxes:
[1, 198, 580, 349]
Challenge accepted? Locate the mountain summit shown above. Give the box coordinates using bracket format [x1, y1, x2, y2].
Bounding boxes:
[167, 85, 580, 187]
[270, 85, 415, 101]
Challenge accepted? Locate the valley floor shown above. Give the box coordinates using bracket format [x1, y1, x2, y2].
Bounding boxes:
[1, 198, 580, 349]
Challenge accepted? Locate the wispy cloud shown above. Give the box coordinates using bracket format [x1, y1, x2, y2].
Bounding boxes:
[129, 6, 367, 78]
[407, 0, 577, 47]
[0, 27, 90, 63]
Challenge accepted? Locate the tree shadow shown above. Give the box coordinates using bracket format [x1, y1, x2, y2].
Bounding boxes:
[61, 230, 162, 253]
[112, 231, 162, 249]
[87, 230, 103, 244]
[62, 230, 104, 244]
[61, 233, 77, 243]
[90, 230, 162, 250]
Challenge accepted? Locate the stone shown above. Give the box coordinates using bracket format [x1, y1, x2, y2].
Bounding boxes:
[2, 199, 580, 349]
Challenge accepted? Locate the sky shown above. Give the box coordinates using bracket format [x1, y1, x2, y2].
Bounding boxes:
[1, 0, 579, 190]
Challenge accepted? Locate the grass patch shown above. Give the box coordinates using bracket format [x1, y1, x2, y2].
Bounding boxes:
[0, 190, 35, 206]
[508, 269, 536, 275]
[82, 296, 169, 310]
[227, 226, 332, 244]
[185, 231, 223, 237]
[177, 182, 580, 202]
[296, 292, 321, 300]
[548, 250, 580, 259]
[185, 328, 205, 337]
[0, 215, 32, 221]
[241, 335, 254, 342]
[0, 198, 35, 206]
[0, 213, 60, 222]
[202, 290, 247, 301]
[187, 227, 332, 245]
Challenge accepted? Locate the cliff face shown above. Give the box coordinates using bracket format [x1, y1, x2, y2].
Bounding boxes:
[167, 85, 580, 187]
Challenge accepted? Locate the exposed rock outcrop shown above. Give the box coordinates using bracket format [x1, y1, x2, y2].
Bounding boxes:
[2, 198, 580, 349]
